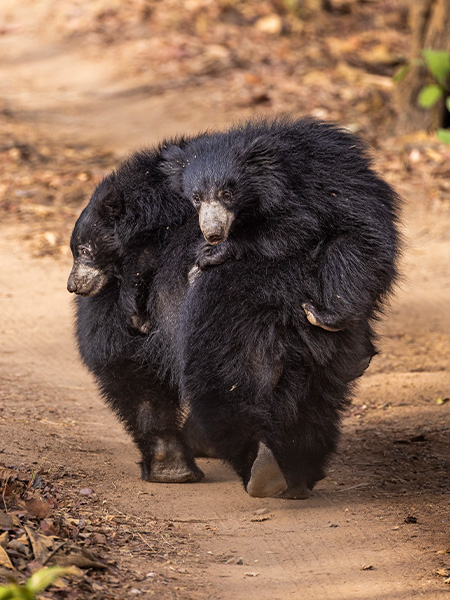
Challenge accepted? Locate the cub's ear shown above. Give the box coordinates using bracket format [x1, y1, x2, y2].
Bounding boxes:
[159, 144, 186, 192]
[242, 136, 279, 172]
[94, 177, 124, 225]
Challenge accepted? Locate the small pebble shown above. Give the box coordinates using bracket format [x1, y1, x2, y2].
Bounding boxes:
[226, 557, 243, 565]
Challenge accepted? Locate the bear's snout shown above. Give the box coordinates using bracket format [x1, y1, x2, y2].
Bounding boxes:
[199, 201, 234, 245]
[67, 262, 109, 297]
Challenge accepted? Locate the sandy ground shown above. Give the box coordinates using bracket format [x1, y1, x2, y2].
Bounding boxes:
[1, 12, 450, 600]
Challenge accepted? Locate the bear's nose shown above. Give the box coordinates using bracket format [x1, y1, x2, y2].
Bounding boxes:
[67, 276, 78, 293]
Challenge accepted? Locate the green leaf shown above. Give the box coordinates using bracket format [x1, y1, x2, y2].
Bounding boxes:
[0, 587, 14, 600]
[26, 566, 72, 595]
[418, 84, 443, 107]
[422, 49, 450, 84]
[437, 129, 450, 144]
[446, 96, 450, 112]
[0, 584, 32, 600]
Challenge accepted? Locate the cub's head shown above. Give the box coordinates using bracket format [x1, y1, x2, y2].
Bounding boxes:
[67, 175, 123, 297]
[161, 132, 283, 245]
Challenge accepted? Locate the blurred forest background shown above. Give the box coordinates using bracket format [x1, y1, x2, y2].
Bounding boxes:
[1, 0, 449, 256]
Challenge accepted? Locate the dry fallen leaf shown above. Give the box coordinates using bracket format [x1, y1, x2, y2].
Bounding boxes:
[434, 568, 450, 577]
[25, 497, 52, 519]
[24, 525, 53, 563]
[0, 466, 20, 485]
[0, 544, 14, 570]
[0, 508, 13, 528]
[50, 545, 108, 570]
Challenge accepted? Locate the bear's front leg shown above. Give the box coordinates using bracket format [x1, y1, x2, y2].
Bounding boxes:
[140, 435, 205, 483]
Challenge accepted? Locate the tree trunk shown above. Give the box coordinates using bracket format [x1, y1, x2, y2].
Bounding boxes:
[395, 0, 450, 134]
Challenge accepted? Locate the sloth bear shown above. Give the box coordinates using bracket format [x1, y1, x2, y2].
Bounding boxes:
[68, 117, 400, 499]
[159, 118, 401, 497]
[67, 141, 208, 484]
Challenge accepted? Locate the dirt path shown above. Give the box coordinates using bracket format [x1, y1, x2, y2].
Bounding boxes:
[1, 13, 450, 599]
[1, 205, 449, 598]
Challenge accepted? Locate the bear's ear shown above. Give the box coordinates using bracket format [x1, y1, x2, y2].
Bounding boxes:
[243, 136, 278, 172]
[159, 144, 186, 192]
[94, 178, 124, 225]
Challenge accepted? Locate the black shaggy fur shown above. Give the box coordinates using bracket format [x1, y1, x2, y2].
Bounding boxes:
[69, 141, 207, 482]
[69, 117, 401, 496]
[158, 118, 401, 492]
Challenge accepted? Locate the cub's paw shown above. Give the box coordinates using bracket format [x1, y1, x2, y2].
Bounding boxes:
[196, 241, 232, 270]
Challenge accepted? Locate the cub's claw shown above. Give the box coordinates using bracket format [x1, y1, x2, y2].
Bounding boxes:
[302, 302, 344, 332]
[129, 313, 152, 334]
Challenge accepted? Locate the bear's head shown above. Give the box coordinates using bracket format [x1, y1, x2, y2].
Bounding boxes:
[161, 132, 286, 246]
[67, 174, 124, 297]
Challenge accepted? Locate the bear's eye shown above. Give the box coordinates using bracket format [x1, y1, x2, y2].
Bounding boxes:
[192, 193, 201, 209]
[79, 247, 92, 259]
[221, 190, 233, 204]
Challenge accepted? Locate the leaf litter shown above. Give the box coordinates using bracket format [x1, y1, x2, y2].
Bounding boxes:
[0, 462, 208, 598]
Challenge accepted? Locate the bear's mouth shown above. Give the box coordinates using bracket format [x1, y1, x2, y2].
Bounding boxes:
[205, 234, 225, 245]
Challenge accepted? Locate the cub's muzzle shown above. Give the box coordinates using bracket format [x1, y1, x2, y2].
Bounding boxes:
[199, 201, 234, 245]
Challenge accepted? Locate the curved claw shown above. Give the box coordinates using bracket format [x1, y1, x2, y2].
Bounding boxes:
[246, 442, 288, 498]
[302, 302, 343, 332]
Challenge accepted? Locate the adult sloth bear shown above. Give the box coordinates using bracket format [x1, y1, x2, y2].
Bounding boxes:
[68, 118, 400, 499]
[67, 142, 207, 484]
[159, 118, 401, 498]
